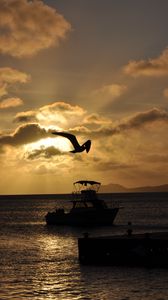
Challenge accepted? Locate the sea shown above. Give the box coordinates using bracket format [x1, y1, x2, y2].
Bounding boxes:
[1, 192, 168, 300]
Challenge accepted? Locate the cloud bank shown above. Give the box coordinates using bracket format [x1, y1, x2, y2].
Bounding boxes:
[14, 101, 86, 127]
[92, 108, 168, 138]
[65, 108, 168, 139]
[0, 0, 71, 57]
[1, 103, 168, 167]
[0, 123, 50, 147]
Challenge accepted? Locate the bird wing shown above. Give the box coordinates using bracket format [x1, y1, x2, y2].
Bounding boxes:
[52, 132, 80, 149]
[85, 140, 91, 153]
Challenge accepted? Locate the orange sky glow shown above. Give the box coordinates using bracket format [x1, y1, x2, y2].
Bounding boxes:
[1, 0, 168, 194]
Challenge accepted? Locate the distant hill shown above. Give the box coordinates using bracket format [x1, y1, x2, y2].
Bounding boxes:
[100, 183, 128, 193]
[100, 183, 168, 193]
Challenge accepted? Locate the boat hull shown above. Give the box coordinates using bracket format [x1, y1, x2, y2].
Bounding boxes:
[45, 208, 119, 226]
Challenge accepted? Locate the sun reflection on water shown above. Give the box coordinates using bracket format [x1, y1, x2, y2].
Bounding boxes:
[29, 230, 82, 300]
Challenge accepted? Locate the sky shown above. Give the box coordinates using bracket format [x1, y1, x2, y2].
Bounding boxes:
[1, 0, 168, 194]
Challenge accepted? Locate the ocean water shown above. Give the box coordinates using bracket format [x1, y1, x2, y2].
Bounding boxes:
[1, 192, 168, 300]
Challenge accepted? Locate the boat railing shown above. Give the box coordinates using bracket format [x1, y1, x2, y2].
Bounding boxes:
[72, 189, 97, 200]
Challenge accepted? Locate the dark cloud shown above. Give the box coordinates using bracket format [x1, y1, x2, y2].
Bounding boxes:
[25, 146, 64, 160]
[91, 108, 168, 138]
[118, 108, 168, 130]
[0, 123, 50, 147]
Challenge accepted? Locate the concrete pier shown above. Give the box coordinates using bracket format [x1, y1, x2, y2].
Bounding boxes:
[78, 232, 168, 267]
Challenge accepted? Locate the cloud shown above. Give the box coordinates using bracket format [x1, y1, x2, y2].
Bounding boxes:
[0, 97, 23, 109]
[14, 101, 86, 127]
[0, 0, 71, 57]
[0, 101, 88, 151]
[14, 110, 37, 123]
[0, 67, 30, 102]
[85, 108, 168, 138]
[123, 48, 168, 77]
[25, 146, 64, 160]
[117, 107, 168, 130]
[93, 83, 127, 101]
[84, 113, 111, 125]
[3, 106, 168, 156]
[0, 67, 29, 83]
[69, 126, 90, 135]
[32, 107, 168, 142]
[39, 101, 85, 116]
[0, 123, 50, 147]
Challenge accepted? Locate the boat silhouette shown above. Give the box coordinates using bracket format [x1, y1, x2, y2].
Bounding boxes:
[45, 180, 119, 226]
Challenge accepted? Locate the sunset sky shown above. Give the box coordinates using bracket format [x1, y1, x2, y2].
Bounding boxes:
[1, 0, 168, 194]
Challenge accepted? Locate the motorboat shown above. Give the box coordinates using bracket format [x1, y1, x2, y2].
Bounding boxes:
[45, 180, 120, 226]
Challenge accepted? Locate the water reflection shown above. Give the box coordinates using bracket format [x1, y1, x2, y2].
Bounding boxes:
[1, 224, 79, 300]
[1, 193, 168, 300]
[16, 226, 82, 300]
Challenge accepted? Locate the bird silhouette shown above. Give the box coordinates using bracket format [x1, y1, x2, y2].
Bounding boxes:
[52, 131, 91, 153]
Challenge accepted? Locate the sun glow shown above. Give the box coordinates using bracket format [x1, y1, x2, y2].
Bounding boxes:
[25, 137, 71, 152]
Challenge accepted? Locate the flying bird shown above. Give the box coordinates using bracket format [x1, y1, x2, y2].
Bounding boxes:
[52, 131, 91, 153]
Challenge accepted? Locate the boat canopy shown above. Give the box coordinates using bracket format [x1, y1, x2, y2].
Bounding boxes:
[74, 180, 101, 186]
[73, 180, 101, 193]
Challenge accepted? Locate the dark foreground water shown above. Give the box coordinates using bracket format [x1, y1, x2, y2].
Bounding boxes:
[1, 192, 168, 300]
